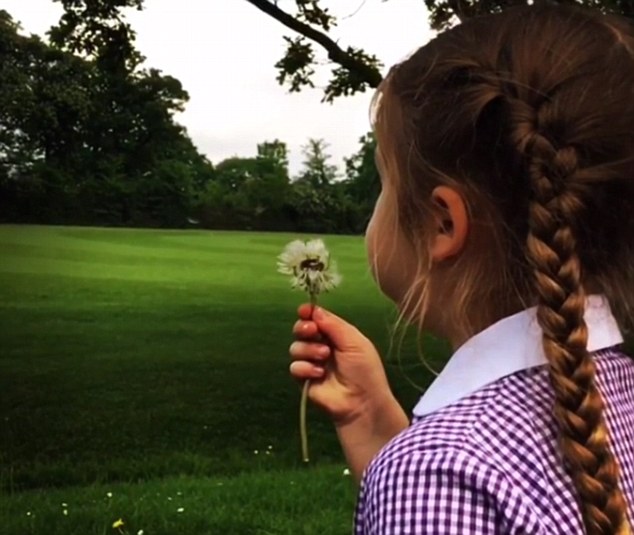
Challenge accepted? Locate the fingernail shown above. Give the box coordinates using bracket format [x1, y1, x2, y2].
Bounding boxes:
[313, 307, 325, 320]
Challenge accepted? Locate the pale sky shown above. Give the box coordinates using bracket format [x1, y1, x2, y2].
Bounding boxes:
[3, 0, 435, 175]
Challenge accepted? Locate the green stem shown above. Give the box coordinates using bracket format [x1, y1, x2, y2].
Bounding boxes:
[300, 293, 318, 463]
[300, 379, 310, 463]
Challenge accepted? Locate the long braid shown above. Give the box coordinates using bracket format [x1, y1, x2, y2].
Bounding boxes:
[510, 96, 630, 535]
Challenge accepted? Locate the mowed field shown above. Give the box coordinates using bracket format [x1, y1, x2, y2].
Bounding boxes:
[0, 225, 448, 535]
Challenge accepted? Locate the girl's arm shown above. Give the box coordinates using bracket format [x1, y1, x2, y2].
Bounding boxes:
[335, 393, 409, 483]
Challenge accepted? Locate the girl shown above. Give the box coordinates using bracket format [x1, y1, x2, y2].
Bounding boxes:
[290, 4, 634, 534]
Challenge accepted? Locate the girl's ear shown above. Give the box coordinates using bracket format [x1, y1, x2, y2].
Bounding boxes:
[428, 186, 469, 262]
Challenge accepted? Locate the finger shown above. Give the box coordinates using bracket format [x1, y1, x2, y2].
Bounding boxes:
[298, 303, 317, 321]
[312, 307, 362, 350]
[289, 341, 331, 362]
[290, 360, 326, 381]
[292, 320, 320, 340]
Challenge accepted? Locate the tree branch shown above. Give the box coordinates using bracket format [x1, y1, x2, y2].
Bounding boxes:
[446, 0, 473, 21]
[244, 0, 382, 88]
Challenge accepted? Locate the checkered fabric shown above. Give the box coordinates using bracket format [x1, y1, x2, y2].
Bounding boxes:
[354, 349, 634, 534]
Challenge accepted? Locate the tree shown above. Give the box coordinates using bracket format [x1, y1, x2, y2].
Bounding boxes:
[196, 141, 293, 231]
[40, 0, 215, 227]
[343, 132, 379, 232]
[49, 0, 145, 75]
[0, 9, 95, 222]
[289, 138, 350, 233]
[296, 138, 337, 187]
[245, 0, 634, 102]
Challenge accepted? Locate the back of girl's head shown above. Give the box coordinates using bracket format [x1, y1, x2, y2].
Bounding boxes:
[374, 5, 634, 534]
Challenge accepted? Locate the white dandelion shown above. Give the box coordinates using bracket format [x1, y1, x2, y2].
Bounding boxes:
[277, 238, 342, 464]
[277, 239, 341, 298]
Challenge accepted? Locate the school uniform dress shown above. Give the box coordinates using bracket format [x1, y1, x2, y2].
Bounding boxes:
[354, 295, 634, 534]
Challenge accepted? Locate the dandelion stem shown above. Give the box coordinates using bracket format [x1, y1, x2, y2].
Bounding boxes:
[300, 379, 310, 462]
[300, 292, 318, 463]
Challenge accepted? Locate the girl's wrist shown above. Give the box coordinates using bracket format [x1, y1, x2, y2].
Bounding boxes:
[334, 393, 409, 482]
[334, 391, 408, 433]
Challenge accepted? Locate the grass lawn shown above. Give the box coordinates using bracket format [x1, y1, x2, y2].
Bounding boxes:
[0, 225, 449, 534]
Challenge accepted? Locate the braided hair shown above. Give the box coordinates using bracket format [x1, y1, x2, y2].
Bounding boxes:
[374, 5, 634, 533]
[513, 95, 629, 535]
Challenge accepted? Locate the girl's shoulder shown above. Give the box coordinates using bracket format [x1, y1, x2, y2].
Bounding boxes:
[375, 347, 633, 471]
[355, 348, 634, 534]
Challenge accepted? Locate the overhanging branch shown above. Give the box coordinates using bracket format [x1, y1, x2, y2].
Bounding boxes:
[244, 0, 382, 88]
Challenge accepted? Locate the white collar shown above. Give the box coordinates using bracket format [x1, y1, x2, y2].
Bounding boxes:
[412, 295, 623, 417]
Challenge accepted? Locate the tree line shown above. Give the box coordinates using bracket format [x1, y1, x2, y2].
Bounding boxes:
[4, 0, 626, 234]
[0, 7, 378, 234]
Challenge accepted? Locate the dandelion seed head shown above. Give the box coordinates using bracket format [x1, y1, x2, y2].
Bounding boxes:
[277, 239, 341, 296]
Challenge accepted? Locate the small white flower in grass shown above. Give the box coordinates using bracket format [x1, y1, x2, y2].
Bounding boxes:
[167, 496, 172, 501]
[137, 531, 144, 535]
[177, 491, 182, 496]
[26, 512, 31, 517]
[267, 445, 273, 450]
[61, 503, 68, 507]
[277, 239, 341, 296]
[254, 449, 259, 455]
[63, 509, 68, 516]
[107, 492, 113, 498]
[343, 468, 351, 476]
[177, 507, 184, 513]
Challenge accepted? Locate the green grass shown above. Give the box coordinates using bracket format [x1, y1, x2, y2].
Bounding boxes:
[0, 225, 449, 534]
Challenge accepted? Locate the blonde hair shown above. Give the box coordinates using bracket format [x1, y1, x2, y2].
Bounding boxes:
[374, 5, 634, 534]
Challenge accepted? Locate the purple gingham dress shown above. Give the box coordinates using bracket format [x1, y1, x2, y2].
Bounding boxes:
[354, 298, 634, 534]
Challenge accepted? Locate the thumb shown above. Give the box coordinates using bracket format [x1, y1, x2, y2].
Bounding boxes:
[312, 306, 363, 351]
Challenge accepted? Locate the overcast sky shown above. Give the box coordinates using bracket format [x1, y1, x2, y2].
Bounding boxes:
[3, 0, 435, 175]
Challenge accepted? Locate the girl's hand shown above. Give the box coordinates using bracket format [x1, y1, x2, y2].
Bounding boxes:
[289, 304, 408, 480]
[290, 304, 391, 425]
